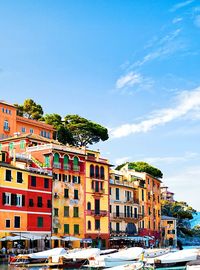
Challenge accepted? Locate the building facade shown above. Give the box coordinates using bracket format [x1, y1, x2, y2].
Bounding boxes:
[161, 215, 177, 247]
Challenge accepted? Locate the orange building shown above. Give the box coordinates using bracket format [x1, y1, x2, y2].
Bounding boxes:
[0, 100, 54, 140]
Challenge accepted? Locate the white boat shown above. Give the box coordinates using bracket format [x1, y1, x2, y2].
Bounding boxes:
[104, 247, 144, 268]
[107, 261, 144, 270]
[10, 247, 67, 265]
[144, 248, 170, 258]
[186, 260, 200, 270]
[49, 248, 100, 268]
[154, 248, 199, 268]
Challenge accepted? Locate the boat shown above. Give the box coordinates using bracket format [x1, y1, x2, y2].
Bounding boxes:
[186, 259, 200, 270]
[9, 247, 67, 266]
[48, 248, 100, 268]
[154, 248, 199, 268]
[104, 247, 144, 268]
[144, 248, 170, 258]
[107, 261, 144, 270]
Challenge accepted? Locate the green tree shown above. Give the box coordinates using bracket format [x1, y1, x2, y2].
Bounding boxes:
[15, 99, 43, 120]
[64, 114, 109, 146]
[116, 161, 163, 178]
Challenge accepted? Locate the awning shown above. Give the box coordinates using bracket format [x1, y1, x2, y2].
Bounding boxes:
[47, 236, 62, 240]
[80, 238, 92, 243]
[0, 236, 28, 241]
[62, 236, 82, 241]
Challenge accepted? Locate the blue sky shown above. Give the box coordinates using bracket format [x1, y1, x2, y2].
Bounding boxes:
[1, 0, 200, 210]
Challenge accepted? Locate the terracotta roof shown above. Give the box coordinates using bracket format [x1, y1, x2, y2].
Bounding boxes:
[16, 115, 55, 130]
[0, 100, 16, 108]
[0, 133, 62, 145]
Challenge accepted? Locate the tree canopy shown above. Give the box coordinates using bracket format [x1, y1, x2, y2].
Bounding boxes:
[116, 161, 163, 178]
[15, 99, 44, 120]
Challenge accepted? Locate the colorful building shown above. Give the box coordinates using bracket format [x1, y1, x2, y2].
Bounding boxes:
[161, 185, 175, 202]
[0, 150, 52, 249]
[109, 170, 140, 238]
[85, 149, 110, 248]
[0, 100, 54, 140]
[119, 164, 162, 242]
[161, 215, 177, 247]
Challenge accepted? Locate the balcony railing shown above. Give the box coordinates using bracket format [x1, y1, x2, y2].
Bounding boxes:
[63, 164, 71, 170]
[111, 213, 143, 220]
[73, 165, 80, 172]
[53, 162, 61, 169]
[125, 197, 139, 204]
[87, 210, 108, 217]
[91, 188, 105, 194]
[4, 126, 10, 132]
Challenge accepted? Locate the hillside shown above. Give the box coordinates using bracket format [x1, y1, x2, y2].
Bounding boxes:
[190, 212, 200, 228]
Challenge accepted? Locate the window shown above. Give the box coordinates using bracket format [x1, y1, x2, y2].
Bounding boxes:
[142, 205, 145, 216]
[63, 174, 71, 182]
[64, 224, 69, 234]
[44, 178, 49, 188]
[54, 228, 58, 234]
[73, 157, 79, 171]
[0, 144, 2, 151]
[95, 166, 99, 178]
[141, 189, 144, 201]
[17, 172, 23, 183]
[72, 176, 80, 184]
[134, 208, 138, 218]
[38, 217, 43, 228]
[63, 155, 69, 170]
[87, 202, 91, 210]
[167, 221, 174, 224]
[116, 188, 120, 200]
[20, 140, 25, 149]
[44, 156, 50, 168]
[31, 176, 36, 187]
[110, 205, 112, 213]
[168, 230, 175, 234]
[29, 199, 34, 207]
[116, 222, 120, 232]
[30, 128, 34, 133]
[95, 220, 100, 230]
[21, 127, 26, 133]
[73, 207, 79, 217]
[148, 220, 151, 229]
[74, 224, 79, 234]
[148, 207, 151, 215]
[47, 200, 52, 208]
[88, 221, 91, 230]
[2, 193, 11, 205]
[54, 208, 59, 217]
[64, 206, 69, 217]
[53, 153, 59, 164]
[14, 216, 20, 228]
[16, 194, 22, 207]
[5, 169, 12, 181]
[64, 189, 69, 198]
[100, 166, 105, 179]
[4, 120, 9, 131]
[5, 220, 10, 228]
[90, 164, 94, 177]
[74, 190, 78, 199]
[37, 197, 43, 207]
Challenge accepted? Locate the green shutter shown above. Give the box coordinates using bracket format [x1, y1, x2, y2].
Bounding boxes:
[45, 156, 50, 167]
[64, 224, 69, 234]
[38, 217, 43, 227]
[20, 140, 25, 149]
[73, 157, 79, 166]
[64, 206, 69, 217]
[0, 144, 2, 151]
[64, 155, 69, 165]
[74, 224, 79, 234]
[54, 153, 59, 163]
[9, 142, 14, 150]
[73, 207, 79, 217]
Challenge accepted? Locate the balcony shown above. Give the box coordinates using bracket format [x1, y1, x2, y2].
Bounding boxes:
[87, 210, 108, 217]
[53, 162, 61, 169]
[73, 165, 80, 172]
[91, 188, 105, 194]
[63, 164, 71, 170]
[125, 197, 139, 204]
[111, 213, 143, 221]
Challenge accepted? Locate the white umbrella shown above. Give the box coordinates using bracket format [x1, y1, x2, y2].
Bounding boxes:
[62, 236, 82, 241]
[47, 236, 61, 240]
[0, 236, 27, 241]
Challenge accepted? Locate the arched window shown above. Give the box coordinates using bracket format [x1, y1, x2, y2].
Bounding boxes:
[100, 166, 105, 179]
[87, 202, 91, 210]
[53, 153, 60, 168]
[73, 156, 79, 171]
[95, 166, 99, 178]
[90, 165, 94, 177]
[63, 155, 69, 170]
[88, 221, 91, 230]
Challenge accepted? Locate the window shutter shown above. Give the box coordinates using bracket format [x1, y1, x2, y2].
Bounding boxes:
[78, 176, 81, 184]
[11, 194, 15, 205]
[22, 195, 25, 206]
[68, 175, 71, 182]
[2, 193, 6, 205]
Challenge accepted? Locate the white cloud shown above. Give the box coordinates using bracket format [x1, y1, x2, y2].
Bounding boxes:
[172, 17, 183, 24]
[143, 152, 199, 165]
[131, 29, 182, 68]
[115, 156, 131, 166]
[170, 0, 194, 12]
[116, 72, 142, 89]
[110, 86, 200, 138]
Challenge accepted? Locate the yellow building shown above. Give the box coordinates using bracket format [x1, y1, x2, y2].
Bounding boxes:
[109, 170, 140, 239]
[119, 164, 162, 241]
[85, 149, 110, 248]
[161, 215, 177, 247]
